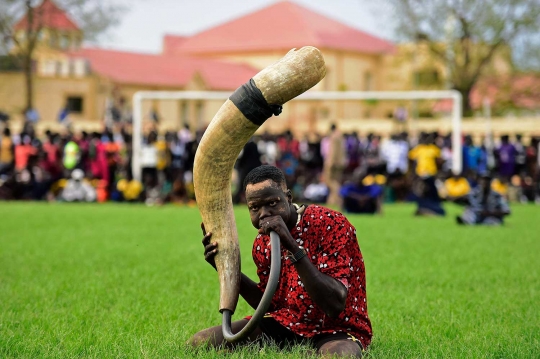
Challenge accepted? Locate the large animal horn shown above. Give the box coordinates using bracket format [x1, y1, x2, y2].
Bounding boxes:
[194, 46, 326, 313]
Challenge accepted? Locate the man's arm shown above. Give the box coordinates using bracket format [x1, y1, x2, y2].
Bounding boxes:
[201, 224, 267, 311]
[239, 273, 271, 311]
[293, 255, 348, 318]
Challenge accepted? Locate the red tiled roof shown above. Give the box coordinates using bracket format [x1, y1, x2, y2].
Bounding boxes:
[162, 35, 188, 56]
[14, 0, 79, 31]
[433, 74, 540, 112]
[68, 48, 259, 90]
[175, 1, 395, 55]
[196, 59, 260, 90]
[471, 74, 540, 110]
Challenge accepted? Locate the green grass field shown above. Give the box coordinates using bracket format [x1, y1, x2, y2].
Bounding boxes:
[0, 202, 539, 358]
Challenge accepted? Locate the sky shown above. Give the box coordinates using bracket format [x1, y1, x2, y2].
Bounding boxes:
[97, 0, 395, 54]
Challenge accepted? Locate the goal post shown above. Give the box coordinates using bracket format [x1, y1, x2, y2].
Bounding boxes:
[132, 90, 462, 182]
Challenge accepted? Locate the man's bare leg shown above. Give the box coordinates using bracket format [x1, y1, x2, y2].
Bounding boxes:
[318, 339, 362, 358]
[187, 319, 264, 348]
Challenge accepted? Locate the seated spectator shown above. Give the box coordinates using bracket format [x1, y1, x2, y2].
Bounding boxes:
[339, 167, 383, 214]
[362, 173, 387, 187]
[169, 172, 188, 204]
[491, 176, 509, 197]
[116, 173, 143, 202]
[443, 172, 471, 204]
[0, 173, 15, 200]
[92, 179, 109, 203]
[60, 169, 96, 202]
[519, 174, 537, 203]
[303, 174, 329, 204]
[508, 175, 523, 203]
[143, 169, 162, 206]
[410, 176, 446, 217]
[456, 173, 510, 226]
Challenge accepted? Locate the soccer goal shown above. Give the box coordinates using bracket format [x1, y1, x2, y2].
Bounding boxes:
[132, 90, 462, 181]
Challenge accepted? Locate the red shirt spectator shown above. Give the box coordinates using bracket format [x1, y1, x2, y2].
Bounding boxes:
[42, 140, 61, 178]
[277, 132, 300, 159]
[14, 138, 37, 171]
[89, 136, 108, 182]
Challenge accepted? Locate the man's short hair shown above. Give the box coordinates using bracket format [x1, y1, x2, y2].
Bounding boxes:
[243, 165, 286, 190]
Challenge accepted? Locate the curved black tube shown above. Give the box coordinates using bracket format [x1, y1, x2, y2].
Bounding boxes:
[222, 231, 281, 343]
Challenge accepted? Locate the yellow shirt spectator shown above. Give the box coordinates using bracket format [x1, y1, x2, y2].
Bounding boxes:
[0, 135, 13, 163]
[444, 177, 471, 198]
[117, 179, 143, 201]
[362, 174, 387, 186]
[491, 178, 508, 196]
[155, 140, 169, 171]
[409, 144, 440, 177]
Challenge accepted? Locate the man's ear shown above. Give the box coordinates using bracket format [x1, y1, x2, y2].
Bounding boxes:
[286, 189, 293, 202]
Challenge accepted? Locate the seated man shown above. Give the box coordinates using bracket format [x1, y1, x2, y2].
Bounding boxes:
[189, 165, 371, 357]
[303, 174, 329, 204]
[443, 172, 471, 205]
[457, 173, 511, 226]
[491, 175, 509, 198]
[116, 173, 143, 202]
[339, 168, 383, 214]
[410, 177, 446, 216]
[60, 169, 97, 202]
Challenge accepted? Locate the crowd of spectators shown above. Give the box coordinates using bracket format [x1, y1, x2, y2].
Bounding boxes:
[0, 120, 539, 225]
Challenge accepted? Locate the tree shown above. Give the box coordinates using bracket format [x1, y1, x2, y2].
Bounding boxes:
[377, 0, 540, 115]
[0, 0, 126, 112]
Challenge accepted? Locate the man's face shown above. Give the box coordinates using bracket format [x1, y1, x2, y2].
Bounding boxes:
[245, 179, 292, 230]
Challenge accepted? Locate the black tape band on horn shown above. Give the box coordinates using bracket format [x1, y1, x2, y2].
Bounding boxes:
[229, 78, 283, 126]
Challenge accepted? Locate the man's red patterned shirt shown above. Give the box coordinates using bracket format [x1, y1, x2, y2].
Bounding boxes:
[252, 204, 372, 348]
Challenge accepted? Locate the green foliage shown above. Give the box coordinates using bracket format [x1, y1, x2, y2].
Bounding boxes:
[55, 0, 128, 42]
[0, 54, 22, 71]
[413, 69, 441, 87]
[363, 98, 379, 106]
[0, 203, 539, 358]
[0, 0, 127, 45]
[379, 0, 540, 113]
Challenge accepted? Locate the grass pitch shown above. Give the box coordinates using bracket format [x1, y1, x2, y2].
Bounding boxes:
[0, 202, 538, 358]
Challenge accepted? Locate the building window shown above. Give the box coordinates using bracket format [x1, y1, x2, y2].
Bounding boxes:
[364, 71, 373, 91]
[67, 96, 84, 114]
[196, 102, 204, 125]
[324, 68, 331, 91]
[60, 35, 70, 49]
[73, 59, 88, 77]
[73, 36, 81, 49]
[42, 59, 56, 75]
[181, 101, 188, 125]
[56, 61, 62, 76]
[49, 32, 57, 47]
